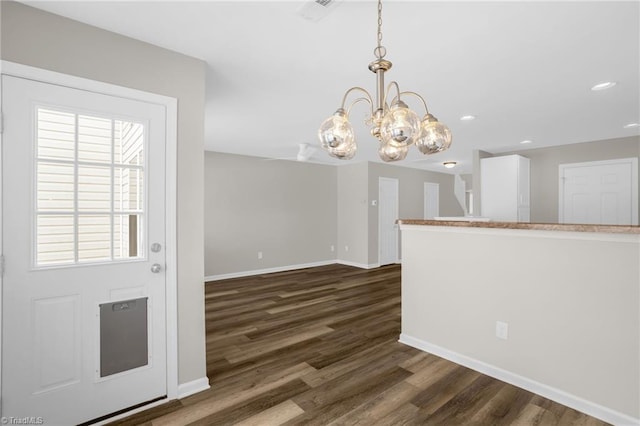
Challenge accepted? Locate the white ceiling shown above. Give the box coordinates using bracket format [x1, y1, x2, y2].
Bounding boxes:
[23, 0, 640, 174]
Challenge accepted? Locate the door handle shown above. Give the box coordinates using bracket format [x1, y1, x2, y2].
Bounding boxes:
[151, 263, 162, 273]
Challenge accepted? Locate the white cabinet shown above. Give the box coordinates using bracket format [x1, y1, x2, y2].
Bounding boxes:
[481, 154, 530, 222]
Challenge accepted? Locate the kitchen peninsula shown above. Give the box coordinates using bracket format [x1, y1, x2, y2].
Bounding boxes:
[398, 219, 639, 425]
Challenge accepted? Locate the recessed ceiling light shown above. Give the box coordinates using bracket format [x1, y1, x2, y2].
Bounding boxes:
[443, 161, 457, 169]
[623, 123, 639, 129]
[460, 115, 476, 121]
[591, 81, 617, 91]
[520, 140, 533, 144]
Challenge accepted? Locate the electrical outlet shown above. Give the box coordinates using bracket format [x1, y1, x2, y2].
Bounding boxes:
[496, 321, 508, 340]
[330, 245, 335, 252]
[258, 251, 263, 260]
[345, 245, 349, 252]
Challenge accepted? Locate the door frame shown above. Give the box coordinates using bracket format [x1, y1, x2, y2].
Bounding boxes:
[0, 61, 179, 412]
[558, 157, 638, 225]
[378, 177, 399, 265]
[423, 182, 440, 220]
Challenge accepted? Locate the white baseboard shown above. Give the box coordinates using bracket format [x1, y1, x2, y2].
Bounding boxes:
[205, 260, 336, 282]
[399, 334, 639, 426]
[177, 377, 210, 399]
[336, 260, 380, 269]
[205, 259, 388, 282]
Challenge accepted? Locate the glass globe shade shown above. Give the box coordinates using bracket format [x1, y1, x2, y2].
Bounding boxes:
[318, 110, 355, 151]
[378, 141, 408, 162]
[329, 140, 357, 160]
[416, 116, 452, 155]
[380, 101, 420, 148]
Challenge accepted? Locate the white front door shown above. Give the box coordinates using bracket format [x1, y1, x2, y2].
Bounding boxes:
[424, 182, 440, 219]
[560, 158, 638, 225]
[1, 75, 168, 424]
[379, 177, 399, 266]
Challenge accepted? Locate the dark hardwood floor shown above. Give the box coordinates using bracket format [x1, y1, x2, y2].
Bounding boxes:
[110, 264, 609, 425]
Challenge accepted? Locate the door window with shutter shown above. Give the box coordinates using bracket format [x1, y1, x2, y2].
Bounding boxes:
[35, 107, 146, 267]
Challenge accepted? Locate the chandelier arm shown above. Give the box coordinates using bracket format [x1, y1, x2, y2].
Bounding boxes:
[390, 91, 430, 114]
[340, 86, 374, 112]
[383, 81, 402, 106]
[346, 97, 373, 116]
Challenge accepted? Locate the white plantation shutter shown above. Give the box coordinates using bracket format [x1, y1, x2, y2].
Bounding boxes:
[35, 107, 145, 266]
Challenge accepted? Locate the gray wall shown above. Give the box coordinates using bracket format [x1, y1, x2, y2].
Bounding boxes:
[401, 226, 639, 420]
[502, 136, 640, 223]
[1, 2, 207, 385]
[205, 157, 459, 272]
[367, 163, 463, 265]
[204, 152, 337, 276]
[336, 162, 370, 266]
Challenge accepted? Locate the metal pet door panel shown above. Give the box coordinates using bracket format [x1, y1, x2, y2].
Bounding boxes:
[99, 297, 148, 377]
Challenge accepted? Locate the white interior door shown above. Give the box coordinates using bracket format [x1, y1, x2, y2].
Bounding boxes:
[560, 158, 638, 225]
[1, 75, 168, 424]
[424, 182, 440, 219]
[379, 177, 399, 266]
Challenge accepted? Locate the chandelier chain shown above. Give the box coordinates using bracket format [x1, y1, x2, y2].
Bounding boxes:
[377, 0, 383, 48]
[374, 0, 386, 59]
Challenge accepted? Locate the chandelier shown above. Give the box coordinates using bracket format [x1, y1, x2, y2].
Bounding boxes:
[318, 0, 452, 162]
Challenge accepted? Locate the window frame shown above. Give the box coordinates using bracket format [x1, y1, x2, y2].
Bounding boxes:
[31, 103, 150, 270]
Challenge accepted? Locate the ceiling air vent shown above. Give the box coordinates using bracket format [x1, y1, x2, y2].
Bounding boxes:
[297, 0, 340, 22]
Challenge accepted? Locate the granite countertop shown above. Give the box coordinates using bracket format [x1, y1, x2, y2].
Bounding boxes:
[397, 219, 640, 234]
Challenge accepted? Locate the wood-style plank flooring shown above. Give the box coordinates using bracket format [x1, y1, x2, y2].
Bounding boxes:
[110, 264, 609, 425]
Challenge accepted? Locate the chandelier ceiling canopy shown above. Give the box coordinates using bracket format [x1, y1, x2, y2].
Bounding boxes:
[318, 0, 452, 162]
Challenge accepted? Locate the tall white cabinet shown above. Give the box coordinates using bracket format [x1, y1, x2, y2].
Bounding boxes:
[481, 154, 530, 222]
